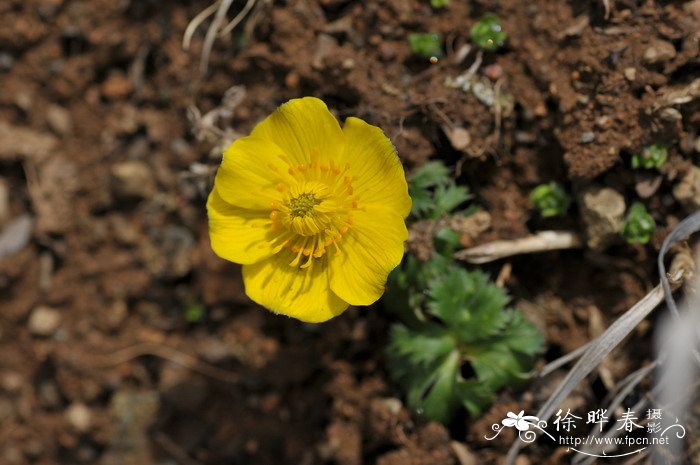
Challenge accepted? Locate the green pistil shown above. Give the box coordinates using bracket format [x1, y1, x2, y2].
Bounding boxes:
[290, 193, 321, 218]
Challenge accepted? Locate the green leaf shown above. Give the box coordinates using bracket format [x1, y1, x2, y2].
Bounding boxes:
[410, 161, 451, 189]
[433, 184, 470, 218]
[408, 161, 470, 219]
[471, 14, 507, 51]
[416, 350, 460, 422]
[408, 33, 443, 59]
[185, 302, 205, 323]
[434, 227, 461, 257]
[631, 144, 667, 170]
[455, 381, 496, 417]
[428, 267, 509, 341]
[529, 182, 570, 218]
[621, 202, 655, 244]
[502, 311, 544, 357]
[388, 325, 461, 422]
[471, 342, 528, 389]
[430, 0, 450, 8]
[389, 324, 456, 368]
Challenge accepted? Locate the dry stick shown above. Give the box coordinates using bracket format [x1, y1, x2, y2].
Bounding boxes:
[576, 397, 649, 465]
[504, 212, 697, 465]
[183, 1, 220, 50]
[572, 363, 658, 464]
[85, 342, 240, 385]
[200, 0, 236, 75]
[539, 341, 593, 377]
[455, 231, 583, 264]
[154, 431, 204, 465]
[600, 360, 658, 409]
[218, 0, 258, 37]
[504, 283, 669, 465]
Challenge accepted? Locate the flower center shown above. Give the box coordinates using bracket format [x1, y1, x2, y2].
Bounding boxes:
[289, 193, 321, 218]
[262, 156, 362, 269]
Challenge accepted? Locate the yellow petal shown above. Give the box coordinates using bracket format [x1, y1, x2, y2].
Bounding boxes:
[207, 188, 274, 265]
[242, 252, 349, 323]
[215, 135, 290, 210]
[251, 97, 345, 166]
[329, 207, 408, 306]
[340, 117, 411, 218]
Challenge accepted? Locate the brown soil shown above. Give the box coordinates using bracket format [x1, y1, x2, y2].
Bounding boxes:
[1, 0, 699, 464]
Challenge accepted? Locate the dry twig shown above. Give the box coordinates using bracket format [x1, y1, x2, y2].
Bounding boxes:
[81, 342, 241, 385]
[183, 0, 260, 75]
[455, 230, 583, 264]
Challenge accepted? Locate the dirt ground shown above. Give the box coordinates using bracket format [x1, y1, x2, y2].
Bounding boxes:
[1, 0, 699, 464]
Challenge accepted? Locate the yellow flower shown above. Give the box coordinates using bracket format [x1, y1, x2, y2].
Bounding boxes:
[207, 97, 411, 322]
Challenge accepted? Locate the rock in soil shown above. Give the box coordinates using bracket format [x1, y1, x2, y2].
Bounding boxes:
[673, 165, 700, 212]
[102, 390, 160, 465]
[0, 122, 57, 161]
[642, 40, 677, 65]
[65, 402, 92, 433]
[579, 187, 626, 250]
[111, 161, 157, 199]
[0, 214, 33, 260]
[46, 104, 73, 136]
[27, 305, 62, 336]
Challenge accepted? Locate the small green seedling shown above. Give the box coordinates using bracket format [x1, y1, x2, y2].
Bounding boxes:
[470, 14, 507, 51]
[408, 161, 471, 220]
[409, 33, 443, 59]
[529, 182, 570, 218]
[621, 202, 655, 244]
[185, 302, 205, 323]
[631, 144, 668, 170]
[430, 0, 450, 8]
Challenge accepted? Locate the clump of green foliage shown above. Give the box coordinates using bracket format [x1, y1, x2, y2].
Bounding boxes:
[621, 202, 655, 244]
[408, 161, 471, 220]
[529, 182, 571, 218]
[631, 144, 668, 170]
[470, 14, 507, 51]
[408, 33, 443, 59]
[387, 256, 543, 422]
[385, 161, 543, 423]
[430, 0, 450, 8]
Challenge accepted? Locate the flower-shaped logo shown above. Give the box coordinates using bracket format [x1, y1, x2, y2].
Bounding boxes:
[207, 97, 411, 322]
[502, 411, 540, 432]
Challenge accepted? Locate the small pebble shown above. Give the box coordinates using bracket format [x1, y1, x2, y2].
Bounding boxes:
[65, 402, 92, 433]
[107, 300, 128, 330]
[46, 104, 73, 136]
[515, 131, 537, 144]
[101, 71, 133, 99]
[660, 107, 682, 122]
[378, 42, 397, 61]
[580, 131, 595, 144]
[0, 53, 14, 72]
[1, 371, 23, 393]
[28, 305, 62, 336]
[284, 71, 300, 89]
[595, 116, 612, 129]
[643, 40, 676, 64]
[484, 63, 504, 81]
[111, 161, 156, 199]
[624, 67, 636, 81]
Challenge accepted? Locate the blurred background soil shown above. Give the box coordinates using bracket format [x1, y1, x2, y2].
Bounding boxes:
[0, 0, 699, 464]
